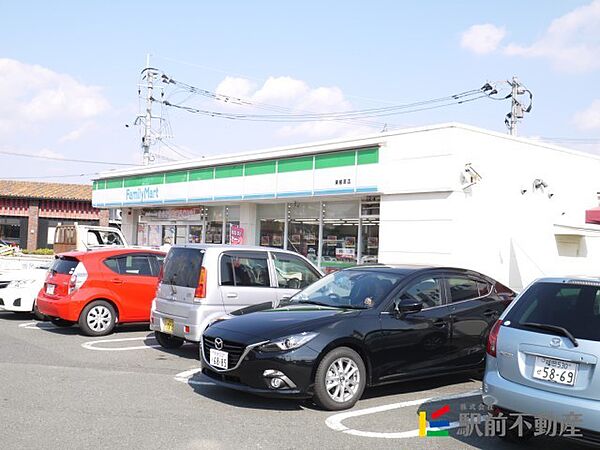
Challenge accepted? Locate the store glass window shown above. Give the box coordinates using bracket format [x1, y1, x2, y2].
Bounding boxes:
[188, 225, 203, 243]
[205, 206, 223, 244]
[258, 203, 285, 248]
[288, 202, 320, 264]
[321, 201, 359, 271]
[0, 217, 23, 247]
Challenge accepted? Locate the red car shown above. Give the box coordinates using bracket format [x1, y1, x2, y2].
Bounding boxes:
[37, 248, 165, 336]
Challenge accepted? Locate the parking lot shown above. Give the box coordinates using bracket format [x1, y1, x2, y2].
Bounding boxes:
[1, 312, 588, 449]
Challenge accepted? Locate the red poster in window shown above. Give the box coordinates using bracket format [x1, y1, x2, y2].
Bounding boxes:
[230, 225, 244, 245]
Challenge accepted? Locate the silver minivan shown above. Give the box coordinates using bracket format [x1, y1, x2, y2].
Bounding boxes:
[483, 277, 600, 445]
[150, 245, 322, 349]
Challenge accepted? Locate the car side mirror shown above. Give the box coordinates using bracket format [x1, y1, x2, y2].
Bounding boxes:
[394, 298, 423, 317]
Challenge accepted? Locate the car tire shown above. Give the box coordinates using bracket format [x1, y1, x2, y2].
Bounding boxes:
[154, 331, 184, 349]
[78, 300, 116, 336]
[32, 301, 48, 321]
[313, 347, 366, 411]
[50, 318, 74, 327]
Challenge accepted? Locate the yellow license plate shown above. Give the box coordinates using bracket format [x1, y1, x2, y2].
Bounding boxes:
[162, 318, 174, 334]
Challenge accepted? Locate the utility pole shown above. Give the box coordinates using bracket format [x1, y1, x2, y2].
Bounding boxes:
[140, 54, 159, 165]
[505, 76, 532, 137]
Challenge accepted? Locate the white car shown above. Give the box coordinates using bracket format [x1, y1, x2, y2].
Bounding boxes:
[0, 266, 49, 319]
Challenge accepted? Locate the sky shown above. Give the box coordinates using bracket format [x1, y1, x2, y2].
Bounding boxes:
[1, 0, 599, 184]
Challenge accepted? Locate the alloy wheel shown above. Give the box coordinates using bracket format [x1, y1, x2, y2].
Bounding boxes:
[325, 357, 360, 403]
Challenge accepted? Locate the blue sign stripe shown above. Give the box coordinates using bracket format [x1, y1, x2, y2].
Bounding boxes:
[276, 191, 313, 198]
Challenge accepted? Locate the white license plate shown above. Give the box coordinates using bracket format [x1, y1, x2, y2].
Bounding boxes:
[46, 284, 55, 295]
[209, 349, 228, 370]
[533, 356, 578, 386]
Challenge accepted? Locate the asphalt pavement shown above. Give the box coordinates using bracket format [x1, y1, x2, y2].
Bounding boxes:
[0, 311, 591, 449]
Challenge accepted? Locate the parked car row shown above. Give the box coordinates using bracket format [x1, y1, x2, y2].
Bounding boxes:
[2, 242, 598, 446]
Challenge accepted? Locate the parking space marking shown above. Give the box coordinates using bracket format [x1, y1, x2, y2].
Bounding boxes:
[174, 367, 215, 386]
[81, 336, 161, 351]
[18, 321, 59, 330]
[326, 389, 482, 439]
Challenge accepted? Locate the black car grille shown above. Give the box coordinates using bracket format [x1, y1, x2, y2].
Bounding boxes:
[202, 367, 242, 384]
[0, 281, 9, 289]
[203, 336, 246, 368]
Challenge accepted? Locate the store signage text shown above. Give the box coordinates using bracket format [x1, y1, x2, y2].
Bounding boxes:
[126, 187, 160, 202]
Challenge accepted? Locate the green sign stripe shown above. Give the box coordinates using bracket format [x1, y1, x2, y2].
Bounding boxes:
[124, 175, 164, 187]
[189, 168, 214, 181]
[278, 156, 313, 173]
[100, 146, 380, 188]
[426, 430, 449, 437]
[357, 147, 378, 165]
[215, 165, 244, 179]
[106, 179, 123, 189]
[165, 171, 188, 184]
[315, 150, 356, 169]
[245, 160, 276, 176]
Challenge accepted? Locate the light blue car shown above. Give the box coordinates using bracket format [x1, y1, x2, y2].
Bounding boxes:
[482, 277, 600, 446]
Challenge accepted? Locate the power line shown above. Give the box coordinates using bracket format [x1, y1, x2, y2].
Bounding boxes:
[0, 150, 140, 166]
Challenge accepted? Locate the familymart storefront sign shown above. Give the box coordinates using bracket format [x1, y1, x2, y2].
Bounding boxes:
[92, 147, 379, 207]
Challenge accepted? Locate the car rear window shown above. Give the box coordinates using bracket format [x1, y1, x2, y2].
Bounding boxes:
[506, 282, 600, 342]
[162, 248, 203, 288]
[50, 257, 79, 275]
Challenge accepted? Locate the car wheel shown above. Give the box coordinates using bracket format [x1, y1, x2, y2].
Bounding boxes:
[154, 331, 184, 349]
[313, 347, 366, 411]
[50, 318, 74, 327]
[32, 301, 48, 321]
[78, 300, 116, 336]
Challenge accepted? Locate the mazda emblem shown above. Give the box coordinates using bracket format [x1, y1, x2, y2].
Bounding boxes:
[215, 338, 223, 350]
[550, 337, 561, 347]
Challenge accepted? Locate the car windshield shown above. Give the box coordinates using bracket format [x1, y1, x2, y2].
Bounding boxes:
[506, 281, 600, 342]
[291, 269, 404, 309]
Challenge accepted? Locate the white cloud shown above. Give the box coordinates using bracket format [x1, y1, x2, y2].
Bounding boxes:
[0, 58, 110, 135]
[37, 148, 65, 159]
[503, 0, 600, 72]
[214, 75, 379, 138]
[58, 122, 96, 143]
[574, 99, 600, 130]
[460, 24, 506, 55]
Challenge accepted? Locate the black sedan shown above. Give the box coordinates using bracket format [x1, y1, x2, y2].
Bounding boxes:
[201, 265, 515, 410]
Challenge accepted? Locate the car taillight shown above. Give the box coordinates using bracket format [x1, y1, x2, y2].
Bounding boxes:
[486, 319, 503, 357]
[68, 262, 88, 295]
[194, 267, 207, 300]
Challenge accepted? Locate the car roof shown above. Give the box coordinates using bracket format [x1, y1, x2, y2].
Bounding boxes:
[344, 264, 491, 277]
[57, 247, 165, 259]
[172, 244, 308, 255]
[531, 276, 600, 285]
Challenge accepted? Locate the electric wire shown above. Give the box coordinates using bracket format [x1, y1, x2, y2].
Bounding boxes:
[0, 150, 140, 166]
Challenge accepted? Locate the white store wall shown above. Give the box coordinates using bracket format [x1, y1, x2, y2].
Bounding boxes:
[377, 125, 600, 291]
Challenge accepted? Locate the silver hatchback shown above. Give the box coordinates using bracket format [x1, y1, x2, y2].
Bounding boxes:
[483, 277, 600, 445]
[149, 244, 322, 349]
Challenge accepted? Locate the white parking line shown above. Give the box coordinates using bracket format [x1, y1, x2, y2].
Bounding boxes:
[174, 367, 215, 386]
[81, 336, 161, 351]
[325, 389, 482, 439]
[18, 321, 58, 330]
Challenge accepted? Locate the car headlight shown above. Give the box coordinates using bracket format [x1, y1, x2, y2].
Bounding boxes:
[259, 332, 318, 352]
[8, 279, 37, 288]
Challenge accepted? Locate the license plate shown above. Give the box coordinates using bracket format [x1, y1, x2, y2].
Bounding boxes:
[46, 284, 55, 295]
[209, 349, 228, 369]
[533, 356, 578, 386]
[162, 318, 174, 334]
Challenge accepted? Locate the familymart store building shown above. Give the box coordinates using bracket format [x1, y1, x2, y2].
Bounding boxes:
[93, 123, 600, 288]
[93, 143, 380, 271]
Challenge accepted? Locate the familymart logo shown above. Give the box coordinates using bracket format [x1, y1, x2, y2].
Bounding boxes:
[419, 404, 450, 437]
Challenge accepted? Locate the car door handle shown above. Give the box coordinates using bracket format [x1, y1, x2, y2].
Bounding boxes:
[111, 278, 124, 285]
[433, 319, 447, 328]
[226, 293, 238, 298]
